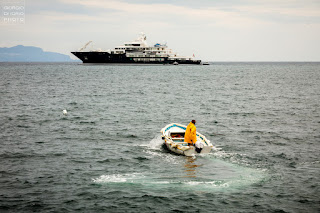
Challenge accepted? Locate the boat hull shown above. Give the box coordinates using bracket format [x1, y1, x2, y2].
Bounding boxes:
[72, 52, 201, 65]
[164, 140, 212, 156]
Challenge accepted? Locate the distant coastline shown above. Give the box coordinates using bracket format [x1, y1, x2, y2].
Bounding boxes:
[0, 45, 80, 62]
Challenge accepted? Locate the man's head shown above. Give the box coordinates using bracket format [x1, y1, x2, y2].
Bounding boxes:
[191, 120, 196, 124]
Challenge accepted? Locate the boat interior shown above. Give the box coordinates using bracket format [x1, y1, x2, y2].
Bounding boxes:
[169, 132, 186, 143]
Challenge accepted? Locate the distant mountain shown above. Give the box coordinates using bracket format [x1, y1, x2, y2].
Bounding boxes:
[0, 45, 79, 62]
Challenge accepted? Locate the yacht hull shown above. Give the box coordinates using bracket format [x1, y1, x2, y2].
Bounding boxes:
[72, 52, 201, 64]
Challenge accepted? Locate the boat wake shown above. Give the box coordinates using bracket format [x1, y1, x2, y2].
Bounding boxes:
[92, 168, 265, 192]
[92, 172, 231, 189]
[146, 135, 164, 150]
[92, 135, 268, 192]
[93, 173, 145, 184]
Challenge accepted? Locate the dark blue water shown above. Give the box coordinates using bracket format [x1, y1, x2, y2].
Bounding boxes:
[0, 62, 319, 212]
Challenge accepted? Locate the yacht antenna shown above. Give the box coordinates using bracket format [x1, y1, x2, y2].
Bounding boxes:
[79, 41, 92, 51]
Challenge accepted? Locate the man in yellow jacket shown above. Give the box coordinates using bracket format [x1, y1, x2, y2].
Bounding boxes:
[184, 120, 197, 145]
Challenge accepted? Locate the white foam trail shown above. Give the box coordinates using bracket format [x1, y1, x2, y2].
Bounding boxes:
[92, 170, 265, 191]
[147, 135, 164, 150]
[92, 173, 144, 183]
[93, 173, 230, 188]
[93, 174, 127, 183]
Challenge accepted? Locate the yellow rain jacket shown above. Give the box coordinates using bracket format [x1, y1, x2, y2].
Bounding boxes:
[184, 122, 197, 145]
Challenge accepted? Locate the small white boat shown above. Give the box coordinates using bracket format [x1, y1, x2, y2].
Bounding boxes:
[160, 123, 213, 156]
[202, 62, 210, 65]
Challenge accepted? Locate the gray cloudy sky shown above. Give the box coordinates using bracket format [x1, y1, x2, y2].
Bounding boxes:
[1, 0, 320, 61]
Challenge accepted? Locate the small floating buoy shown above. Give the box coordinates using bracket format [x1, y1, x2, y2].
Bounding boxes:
[62, 109, 67, 115]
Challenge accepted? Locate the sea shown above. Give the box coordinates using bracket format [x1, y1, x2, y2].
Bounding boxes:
[0, 62, 319, 212]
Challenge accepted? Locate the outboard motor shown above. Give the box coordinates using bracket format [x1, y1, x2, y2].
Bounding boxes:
[195, 147, 202, 153]
[195, 141, 204, 153]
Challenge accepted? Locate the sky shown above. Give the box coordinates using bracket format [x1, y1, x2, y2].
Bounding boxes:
[1, 0, 320, 61]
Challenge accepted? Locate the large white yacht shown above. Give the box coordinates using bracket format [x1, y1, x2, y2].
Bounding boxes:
[72, 33, 201, 65]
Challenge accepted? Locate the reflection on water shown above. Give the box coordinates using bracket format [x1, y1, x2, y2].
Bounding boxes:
[183, 156, 203, 178]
